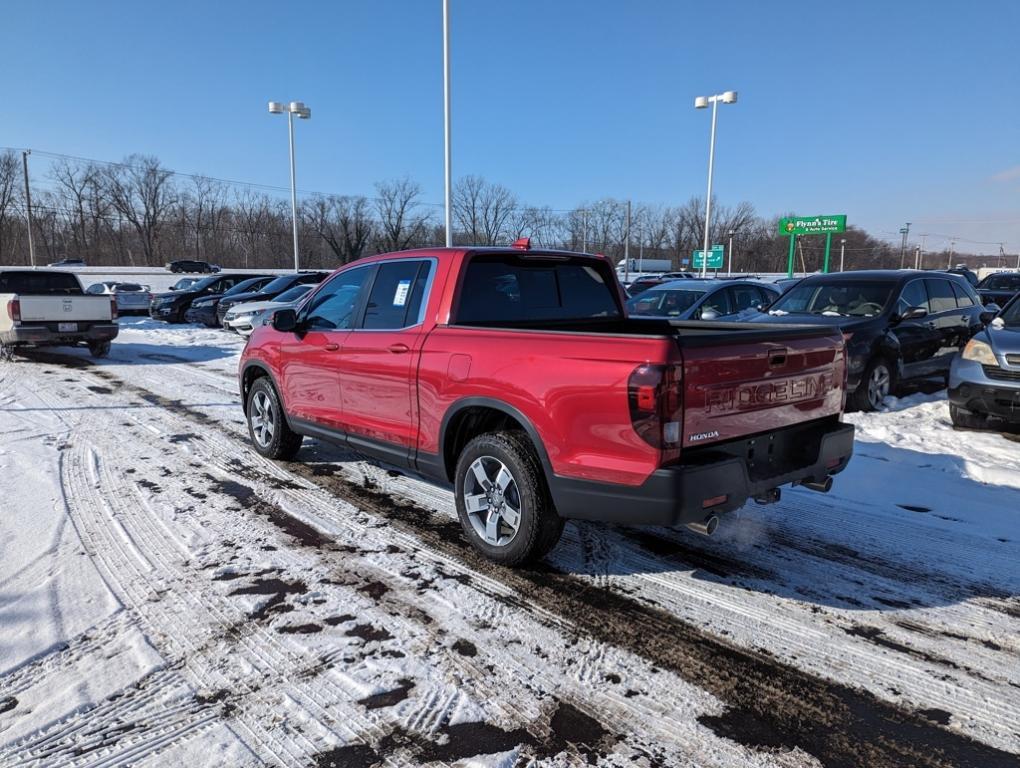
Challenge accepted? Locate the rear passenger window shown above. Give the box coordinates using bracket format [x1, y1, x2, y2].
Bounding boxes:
[362, 261, 431, 330]
[898, 280, 929, 313]
[924, 279, 957, 313]
[950, 281, 975, 307]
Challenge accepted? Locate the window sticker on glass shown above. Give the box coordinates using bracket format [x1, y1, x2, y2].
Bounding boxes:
[393, 279, 412, 307]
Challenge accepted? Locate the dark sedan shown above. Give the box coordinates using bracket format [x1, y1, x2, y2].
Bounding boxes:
[627, 279, 778, 320]
[149, 273, 265, 323]
[976, 271, 1020, 307]
[741, 270, 989, 411]
[184, 275, 277, 327]
[216, 271, 328, 325]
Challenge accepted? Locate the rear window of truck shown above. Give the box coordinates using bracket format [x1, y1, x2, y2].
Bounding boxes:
[455, 255, 620, 324]
[0, 271, 83, 295]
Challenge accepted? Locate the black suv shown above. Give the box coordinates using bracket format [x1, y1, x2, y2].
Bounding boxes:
[183, 275, 277, 326]
[150, 273, 265, 323]
[744, 270, 989, 411]
[216, 272, 327, 325]
[167, 259, 220, 274]
[975, 271, 1020, 307]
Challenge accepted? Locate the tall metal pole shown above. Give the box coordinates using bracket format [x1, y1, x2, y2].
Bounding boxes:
[443, 0, 453, 247]
[22, 150, 36, 268]
[839, 238, 846, 272]
[727, 231, 734, 276]
[623, 200, 631, 282]
[947, 239, 955, 270]
[918, 233, 927, 270]
[701, 98, 719, 278]
[287, 110, 300, 272]
[899, 222, 910, 269]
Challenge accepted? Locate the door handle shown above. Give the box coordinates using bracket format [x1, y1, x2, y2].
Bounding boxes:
[324, 343, 339, 351]
[388, 343, 410, 354]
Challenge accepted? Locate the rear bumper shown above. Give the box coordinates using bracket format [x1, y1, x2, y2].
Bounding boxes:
[0, 323, 119, 346]
[549, 418, 855, 526]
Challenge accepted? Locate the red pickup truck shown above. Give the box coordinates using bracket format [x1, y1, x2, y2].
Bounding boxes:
[239, 244, 854, 565]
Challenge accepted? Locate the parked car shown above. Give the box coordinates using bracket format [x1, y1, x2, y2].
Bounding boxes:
[239, 244, 853, 566]
[743, 270, 987, 411]
[184, 275, 277, 327]
[149, 273, 265, 323]
[0, 269, 118, 358]
[166, 259, 220, 274]
[169, 277, 201, 292]
[945, 266, 979, 287]
[223, 284, 314, 335]
[774, 277, 803, 295]
[975, 271, 1020, 307]
[949, 293, 1019, 429]
[627, 279, 779, 320]
[217, 272, 327, 326]
[47, 257, 86, 267]
[86, 281, 153, 315]
[625, 272, 695, 297]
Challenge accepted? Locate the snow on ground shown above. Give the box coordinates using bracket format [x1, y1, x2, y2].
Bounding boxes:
[1, 321, 1018, 767]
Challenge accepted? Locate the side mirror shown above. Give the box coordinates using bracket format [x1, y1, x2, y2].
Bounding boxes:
[271, 308, 298, 332]
[897, 306, 927, 322]
[980, 304, 1001, 324]
[700, 308, 719, 321]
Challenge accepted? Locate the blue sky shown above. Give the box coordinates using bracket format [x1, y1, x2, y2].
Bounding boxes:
[6, 0, 1020, 253]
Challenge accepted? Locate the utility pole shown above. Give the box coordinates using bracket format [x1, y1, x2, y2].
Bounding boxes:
[947, 238, 955, 270]
[839, 238, 846, 272]
[623, 200, 631, 282]
[918, 233, 927, 270]
[899, 222, 911, 269]
[22, 150, 36, 268]
[727, 230, 735, 276]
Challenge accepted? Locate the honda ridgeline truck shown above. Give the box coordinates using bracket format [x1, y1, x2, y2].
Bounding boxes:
[240, 243, 854, 565]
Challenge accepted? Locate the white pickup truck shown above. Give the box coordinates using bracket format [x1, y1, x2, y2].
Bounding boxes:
[0, 269, 119, 359]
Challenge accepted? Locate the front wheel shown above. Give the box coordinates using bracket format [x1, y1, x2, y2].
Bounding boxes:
[950, 403, 989, 430]
[246, 377, 303, 460]
[88, 341, 111, 358]
[850, 358, 893, 412]
[454, 432, 564, 567]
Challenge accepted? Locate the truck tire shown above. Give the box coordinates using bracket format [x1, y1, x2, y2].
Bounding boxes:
[949, 403, 989, 430]
[246, 377, 303, 460]
[454, 431, 564, 567]
[88, 341, 111, 358]
[850, 357, 893, 412]
[0, 342, 15, 362]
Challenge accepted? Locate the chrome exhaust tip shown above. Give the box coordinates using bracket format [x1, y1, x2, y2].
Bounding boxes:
[686, 515, 719, 536]
[801, 476, 833, 493]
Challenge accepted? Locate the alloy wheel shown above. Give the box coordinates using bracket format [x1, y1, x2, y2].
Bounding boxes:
[868, 363, 891, 410]
[463, 456, 522, 547]
[250, 391, 276, 448]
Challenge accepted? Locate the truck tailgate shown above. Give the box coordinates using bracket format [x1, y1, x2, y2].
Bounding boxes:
[675, 323, 846, 448]
[18, 296, 114, 322]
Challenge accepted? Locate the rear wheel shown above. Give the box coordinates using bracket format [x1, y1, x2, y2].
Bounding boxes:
[88, 341, 111, 358]
[851, 358, 893, 412]
[950, 402, 989, 430]
[0, 342, 15, 362]
[246, 377, 303, 460]
[454, 432, 564, 567]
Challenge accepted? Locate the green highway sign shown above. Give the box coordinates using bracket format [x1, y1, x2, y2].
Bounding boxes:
[778, 215, 847, 236]
[692, 244, 724, 269]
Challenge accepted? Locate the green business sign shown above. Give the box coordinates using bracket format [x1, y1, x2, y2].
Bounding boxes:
[692, 244, 725, 269]
[778, 215, 847, 236]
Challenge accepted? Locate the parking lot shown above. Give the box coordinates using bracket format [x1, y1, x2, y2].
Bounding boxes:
[1, 317, 1017, 766]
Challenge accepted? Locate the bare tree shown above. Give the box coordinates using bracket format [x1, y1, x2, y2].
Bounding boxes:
[453, 175, 517, 245]
[105, 155, 177, 265]
[374, 178, 432, 252]
[0, 151, 22, 264]
[304, 195, 375, 264]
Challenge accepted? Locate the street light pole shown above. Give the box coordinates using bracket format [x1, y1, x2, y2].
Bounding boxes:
[899, 222, 911, 269]
[443, 0, 453, 247]
[269, 100, 311, 272]
[947, 238, 955, 270]
[21, 150, 36, 268]
[694, 91, 737, 277]
[839, 238, 846, 272]
[727, 230, 735, 276]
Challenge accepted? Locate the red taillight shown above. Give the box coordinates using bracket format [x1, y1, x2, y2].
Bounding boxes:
[7, 298, 20, 323]
[628, 364, 683, 449]
[110, 297, 118, 320]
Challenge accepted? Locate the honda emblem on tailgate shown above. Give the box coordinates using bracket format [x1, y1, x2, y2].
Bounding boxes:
[62, 299, 72, 312]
